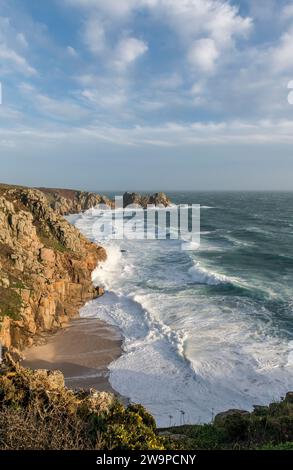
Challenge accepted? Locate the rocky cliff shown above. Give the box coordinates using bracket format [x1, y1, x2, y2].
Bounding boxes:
[38, 187, 171, 214]
[0, 184, 171, 353]
[0, 185, 106, 353]
[123, 191, 171, 208]
[38, 187, 113, 216]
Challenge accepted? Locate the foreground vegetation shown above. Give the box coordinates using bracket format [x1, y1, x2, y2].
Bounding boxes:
[163, 393, 293, 450]
[0, 354, 164, 450]
[0, 354, 292, 450]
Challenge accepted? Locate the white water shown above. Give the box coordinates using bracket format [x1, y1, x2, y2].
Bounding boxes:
[68, 210, 293, 427]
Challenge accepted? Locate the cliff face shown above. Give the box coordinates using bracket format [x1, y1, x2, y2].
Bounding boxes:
[123, 191, 171, 209]
[38, 187, 113, 216]
[0, 184, 171, 352]
[38, 188, 171, 215]
[0, 186, 106, 353]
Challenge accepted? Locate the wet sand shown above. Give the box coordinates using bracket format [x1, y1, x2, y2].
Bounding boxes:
[22, 317, 123, 396]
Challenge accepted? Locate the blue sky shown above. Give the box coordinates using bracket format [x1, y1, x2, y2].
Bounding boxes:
[1, 0, 293, 190]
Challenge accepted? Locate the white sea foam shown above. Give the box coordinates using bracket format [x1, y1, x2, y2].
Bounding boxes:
[287, 341, 293, 366]
[73, 212, 293, 427]
[188, 261, 232, 285]
[91, 245, 122, 289]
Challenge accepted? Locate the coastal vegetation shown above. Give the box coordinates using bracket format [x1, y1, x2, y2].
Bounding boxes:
[0, 355, 292, 450]
[0, 355, 164, 450]
[163, 393, 293, 450]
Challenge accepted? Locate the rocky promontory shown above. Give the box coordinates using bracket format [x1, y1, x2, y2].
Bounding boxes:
[0, 184, 171, 354]
[38, 187, 113, 216]
[122, 191, 171, 208]
[38, 187, 171, 215]
[0, 184, 106, 353]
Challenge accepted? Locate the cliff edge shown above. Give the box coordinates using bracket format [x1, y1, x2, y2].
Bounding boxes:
[0, 185, 106, 353]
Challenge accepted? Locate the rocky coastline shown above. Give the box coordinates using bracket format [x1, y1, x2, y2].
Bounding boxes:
[0, 184, 171, 355]
[1, 183, 293, 450]
[0, 184, 107, 355]
[38, 187, 171, 215]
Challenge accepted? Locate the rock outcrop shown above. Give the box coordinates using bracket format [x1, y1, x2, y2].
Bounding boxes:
[0, 186, 106, 353]
[39, 188, 171, 214]
[123, 191, 171, 208]
[38, 187, 113, 216]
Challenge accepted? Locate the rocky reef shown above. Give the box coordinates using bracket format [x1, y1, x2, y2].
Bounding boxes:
[0, 184, 106, 353]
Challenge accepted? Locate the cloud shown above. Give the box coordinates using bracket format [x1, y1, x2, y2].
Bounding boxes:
[0, 44, 37, 75]
[19, 83, 90, 120]
[65, 0, 150, 18]
[67, 45, 78, 56]
[272, 28, 293, 72]
[188, 38, 219, 73]
[66, 0, 252, 74]
[281, 3, 293, 20]
[3, 0, 293, 152]
[82, 16, 105, 54]
[16, 32, 28, 48]
[82, 88, 127, 108]
[0, 17, 37, 76]
[5, 118, 293, 148]
[112, 37, 148, 70]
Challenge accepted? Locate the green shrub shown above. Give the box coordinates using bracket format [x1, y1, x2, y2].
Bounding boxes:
[101, 402, 164, 450]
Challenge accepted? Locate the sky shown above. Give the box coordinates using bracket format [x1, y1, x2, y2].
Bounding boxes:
[1, 0, 293, 190]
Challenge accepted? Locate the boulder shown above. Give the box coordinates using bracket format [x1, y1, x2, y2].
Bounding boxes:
[95, 286, 105, 297]
[40, 248, 55, 264]
[285, 392, 293, 404]
[214, 409, 250, 426]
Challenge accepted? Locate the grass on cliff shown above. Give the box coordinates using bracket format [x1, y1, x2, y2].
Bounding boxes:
[35, 222, 70, 253]
[164, 394, 293, 450]
[0, 286, 22, 320]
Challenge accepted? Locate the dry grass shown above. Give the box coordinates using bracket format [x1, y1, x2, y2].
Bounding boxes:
[0, 405, 95, 450]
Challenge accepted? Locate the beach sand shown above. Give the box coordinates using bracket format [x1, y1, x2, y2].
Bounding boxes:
[22, 317, 123, 396]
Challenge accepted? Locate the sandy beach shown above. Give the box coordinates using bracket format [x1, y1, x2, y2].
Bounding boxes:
[22, 317, 123, 395]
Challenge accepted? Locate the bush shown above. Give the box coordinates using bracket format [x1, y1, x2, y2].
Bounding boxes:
[101, 402, 164, 450]
[0, 360, 164, 450]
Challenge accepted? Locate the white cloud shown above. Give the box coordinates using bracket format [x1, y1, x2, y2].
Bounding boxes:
[0, 44, 37, 75]
[66, 0, 252, 75]
[19, 83, 89, 120]
[16, 32, 28, 48]
[65, 0, 154, 18]
[112, 37, 148, 70]
[272, 29, 293, 72]
[82, 88, 127, 108]
[188, 38, 219, 73]
[281, 3, 293, 20]
[83, 16, 105, 54]
[25, 118, 293, 147]
[0, 17, 37, 76]
[67, 45, 77, 56]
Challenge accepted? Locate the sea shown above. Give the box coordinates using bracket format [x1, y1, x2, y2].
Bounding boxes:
[67, 191, 293, 427]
